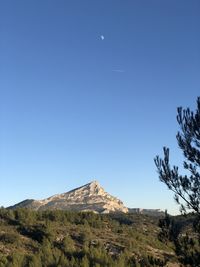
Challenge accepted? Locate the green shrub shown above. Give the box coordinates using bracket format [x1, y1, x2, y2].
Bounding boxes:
[0, 232, 20, 245]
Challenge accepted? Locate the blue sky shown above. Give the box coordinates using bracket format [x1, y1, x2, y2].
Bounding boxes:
[0, 1, 200, 214]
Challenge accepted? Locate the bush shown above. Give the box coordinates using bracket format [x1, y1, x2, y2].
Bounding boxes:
[0, 232, 20, 245]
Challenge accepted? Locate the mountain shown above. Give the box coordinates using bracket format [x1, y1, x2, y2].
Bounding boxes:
[128, 208, 165, 216]
[10, 180, 128, 214]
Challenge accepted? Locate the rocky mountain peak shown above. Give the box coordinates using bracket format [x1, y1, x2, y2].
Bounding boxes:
[80, 180, 104, 195]
[88, 180, 100, 188]
[10, 180, 128, 214]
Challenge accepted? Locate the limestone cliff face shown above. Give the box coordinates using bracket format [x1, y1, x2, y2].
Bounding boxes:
[11, 181, 128, 214]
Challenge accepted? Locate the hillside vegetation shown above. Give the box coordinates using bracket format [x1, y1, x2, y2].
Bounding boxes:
[0, 208, 185, 266]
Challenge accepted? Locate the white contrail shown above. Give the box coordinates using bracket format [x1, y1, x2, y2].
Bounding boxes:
[112, 69, 125, 73]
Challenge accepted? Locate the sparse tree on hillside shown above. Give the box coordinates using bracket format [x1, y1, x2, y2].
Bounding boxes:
[154, 97, 200, 214]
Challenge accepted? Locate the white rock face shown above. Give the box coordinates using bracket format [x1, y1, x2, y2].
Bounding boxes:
[12, 180, 128, 214]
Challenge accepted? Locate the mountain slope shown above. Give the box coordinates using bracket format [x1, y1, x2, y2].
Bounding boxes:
[10, 181, 128, 213]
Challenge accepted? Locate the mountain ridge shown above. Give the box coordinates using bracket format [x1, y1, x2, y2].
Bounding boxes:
[9, 180, 165, 216]
[10, 180, 128, 214]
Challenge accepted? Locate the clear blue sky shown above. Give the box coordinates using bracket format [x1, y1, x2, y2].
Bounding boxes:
[0, 1, 200, 214]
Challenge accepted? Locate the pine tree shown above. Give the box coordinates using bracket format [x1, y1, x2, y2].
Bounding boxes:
[27, 255, 42, 267]
[80, 255, 90, 267]
[155, 97, 200, 214]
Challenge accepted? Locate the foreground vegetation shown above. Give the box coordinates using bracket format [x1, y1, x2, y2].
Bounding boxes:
[0, 208, 183, 267]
